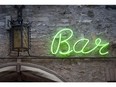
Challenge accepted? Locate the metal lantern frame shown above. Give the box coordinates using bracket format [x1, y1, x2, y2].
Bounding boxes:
[8, 5, 31, 56]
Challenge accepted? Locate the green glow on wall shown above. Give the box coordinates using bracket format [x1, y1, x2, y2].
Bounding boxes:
[50, 28, 109, 57]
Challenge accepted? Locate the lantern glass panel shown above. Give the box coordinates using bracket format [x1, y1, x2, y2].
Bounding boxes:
[22, 27, 28, 48]
[12, 26, 29, 52]
[13, 27, 21, 49]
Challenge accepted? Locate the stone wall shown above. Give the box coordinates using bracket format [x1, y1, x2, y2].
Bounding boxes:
[0, 5, 116, 82]
[24, 59, 116, 82]
[23, 5, 116, 57]
[0, 5, 116, 57]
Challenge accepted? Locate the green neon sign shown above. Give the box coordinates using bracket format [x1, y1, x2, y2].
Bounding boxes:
[51, 28, 109, 57]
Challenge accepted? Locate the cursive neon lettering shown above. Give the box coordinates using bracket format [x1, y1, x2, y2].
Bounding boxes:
[51, 28, 109, 57]
[51, 28, 73, 55]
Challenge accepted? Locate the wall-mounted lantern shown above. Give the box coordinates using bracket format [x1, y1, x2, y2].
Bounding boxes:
[6, 5, 31, 56]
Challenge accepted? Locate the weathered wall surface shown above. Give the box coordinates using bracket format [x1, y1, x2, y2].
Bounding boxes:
[25, 59, 116, 82]
[23, 5, 116, 57]
[0, 5, 116, 57]
[0, 5, 116, 82]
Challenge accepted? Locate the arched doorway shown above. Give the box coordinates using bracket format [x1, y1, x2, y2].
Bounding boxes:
[0, 62, 65, 82]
